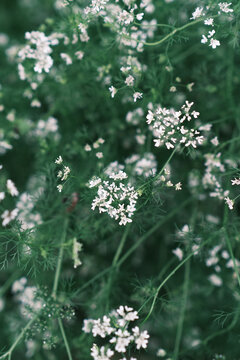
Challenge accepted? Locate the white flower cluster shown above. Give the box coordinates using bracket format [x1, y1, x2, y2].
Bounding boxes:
[16, 192, 42, 231]
[88, 166, 138, 226]
[33, 117, 59, 138]
[55, 156, 71, 192]
[205, 244, 240, 287]
[18, 31, 60, 73]
[0, 165, 20, 226]
[125, 153, 157, 178]
[191, 3, 234, 49]
[84, 138, 105, 159]
[83, 305, 149, 360]
[12, 277, 42, 318]
[202, 153, 233, 209]
[146, 101, 204, 150]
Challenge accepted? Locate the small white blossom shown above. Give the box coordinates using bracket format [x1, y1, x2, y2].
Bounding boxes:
[6, 179, 19, 196]
[231, 178, 240, 186]
[133, 92, 143, 102]
[219, 2, 233, 13]
[209, 38, 220, 49]
[225, 196, 234, 210]
[172, 247, 183, 261]
[204, 18, 214, 26]
[109, 86, 117, 98]
[191, 7, 205, 20]
[125, 75, 134, 87]
[209, 274, 222, 287]
[55, 155, 63, 164]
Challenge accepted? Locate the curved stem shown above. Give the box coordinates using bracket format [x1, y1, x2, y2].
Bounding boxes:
[143, 18, 205, 46]
[52, 217, 68, 299]
[173, 258, 190, 360]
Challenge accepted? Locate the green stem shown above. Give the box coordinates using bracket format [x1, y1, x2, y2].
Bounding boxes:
[74, 197, 192, 297]
[105, 225, 130, 310]
[141, 237, 211, 325]
[52, 217, 68, 299]
[0, 315, 37, 360]
[173, 258, 191, 360]
[118, 197, 192, 268]
[58, 319, 73, 360]
[143, 18, 206, 46]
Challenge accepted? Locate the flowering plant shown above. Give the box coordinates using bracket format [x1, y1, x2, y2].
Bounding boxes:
[0, 1, 239, 360]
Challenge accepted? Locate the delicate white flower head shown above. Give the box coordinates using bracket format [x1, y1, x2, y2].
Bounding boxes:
[209, 38, 220, 49]
[60, 52, 72, 65]
[172, 247, 183, 261]
[209, 274, 223, 287]
[204, 18, 214, 26]
[83, 305, 149, 359]
[225, 196, 234, 210]
[1, 208, 19, 226]
[157, 348, 167, 357]
[109, 86, 117, 98]
[190, 7, 205, 20]
[219, 2, 233, 13]
[55, 155, 63, 164]
[147, 101, 204, 150]
[211, 137, 219, 146]
[231, 178, 240, 186]
[125, 75, 134, 87]
[133, 92, 143, 102]
[6, 179, 19, 197]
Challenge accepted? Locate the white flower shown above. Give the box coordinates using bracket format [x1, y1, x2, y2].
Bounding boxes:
[231, 178, 240, 185]
[201, 35, 208, 44]
[84, 144, 92, 151]
[109, 86, 117, 98]
[75, 50, 84, 60]
[0, 192, 5, 201]
[219, 2, 233, 13]
[172, 247, 183, 261]
[132, 326, 149, 349]
[157, 348, 167, 357]
[225, 196, 234, 210]
[133, 92, 143, 102]
[204, 18, 214, 26]
[190, 7, 205, 20]
[209, 38, 220, 49]
[96, 152, 103, 159]
[1, 208, 19, 226]
[211, 137, 219, 146]
[57, 184, 63, 192]
[208, 274, 222, 287]
[6, 179, 19, 197]
[125, 75, 134, 87]
[60, 52, 72, 65]
[55, 155, 63, 164]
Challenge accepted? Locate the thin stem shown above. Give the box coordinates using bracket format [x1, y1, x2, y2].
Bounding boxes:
[173, 258, 190, 360]
[74, 197, 192, 297]
[52, 217, 68, 299]
[118, 197, 192, 268]
[143, 18, 205, 46]
[105, 225, 131, 310]
[58, 319, 73, 360]
[141, 237, 212, 324]
[0, 315, 37, 360]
